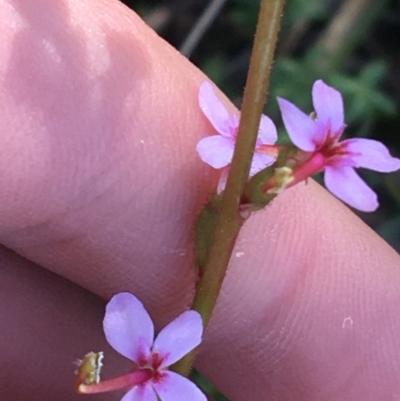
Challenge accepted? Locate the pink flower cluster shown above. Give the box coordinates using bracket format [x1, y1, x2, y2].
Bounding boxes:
[196, 80, 400, 212]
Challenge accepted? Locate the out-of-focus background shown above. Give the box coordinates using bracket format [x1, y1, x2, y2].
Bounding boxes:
[120, 1, 399, 398]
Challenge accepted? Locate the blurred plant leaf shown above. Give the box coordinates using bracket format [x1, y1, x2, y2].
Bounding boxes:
[330, 61, 396, 123]
[377, 213, 400, 252]
[230, 0, 261, 30]
[202, 55, 227, 84]
[283, 0, 328, 28]
[190, 369, 231, 401]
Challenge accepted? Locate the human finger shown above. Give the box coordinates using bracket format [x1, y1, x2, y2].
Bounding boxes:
[0, 244, 129, 401]
[1, 1, 400, 401]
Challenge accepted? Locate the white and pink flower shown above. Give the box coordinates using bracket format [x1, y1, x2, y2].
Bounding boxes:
[76, 293, 206, 401]
[196, 81, 278, 192]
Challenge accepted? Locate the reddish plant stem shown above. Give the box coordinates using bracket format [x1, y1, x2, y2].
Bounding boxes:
[77, 370, 151, 394]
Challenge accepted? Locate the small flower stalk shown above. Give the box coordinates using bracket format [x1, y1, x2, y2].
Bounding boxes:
[75, 293, 206, 401]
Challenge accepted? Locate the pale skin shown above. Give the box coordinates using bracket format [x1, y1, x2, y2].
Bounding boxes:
[1, 1, 400, 400]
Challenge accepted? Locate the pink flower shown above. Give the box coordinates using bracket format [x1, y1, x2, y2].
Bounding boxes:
[277, 79, 400, 212]
[196, 81, 278, 192]
[77, 293, 206, 401]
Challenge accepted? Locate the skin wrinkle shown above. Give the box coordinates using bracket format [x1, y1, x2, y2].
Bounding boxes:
[0, 1, 400, 401]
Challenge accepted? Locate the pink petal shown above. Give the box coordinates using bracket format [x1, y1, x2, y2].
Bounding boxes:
[153, 311, 203, 367]
[199, 82, 236, 137]
[217, 167, 229, 193]
[120, 383, 158, 401]
[196, 135, 234, 169]
[324, 166, 378, 212]
[250, 152, 275, 176]
[312, 80, 344, 134]
[103, 293, 154, 363]
[153, 372, 207, 401]
[231, 113, 240, 128]
[257, 114, 278, 145]
[342, 138, 400, 173]
[277, 97, 318, 152]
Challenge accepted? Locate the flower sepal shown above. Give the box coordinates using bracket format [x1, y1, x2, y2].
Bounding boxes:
[241, 164, 277, 213]
[195, 193, 223, 275]
[242, 145, 298, 212]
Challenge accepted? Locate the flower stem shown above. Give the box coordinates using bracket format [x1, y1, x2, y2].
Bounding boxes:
[173, 0, 285, 376]
[76, 370, 151, 394]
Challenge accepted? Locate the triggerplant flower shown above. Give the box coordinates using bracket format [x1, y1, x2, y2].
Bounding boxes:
[196, 81, 278, 192]
[277, 79, 400, 212]
[76, 292, 206, 401]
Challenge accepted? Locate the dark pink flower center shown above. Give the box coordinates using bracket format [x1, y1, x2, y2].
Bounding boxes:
[137, 352, 167, 384]
[315, 126, 348, 166]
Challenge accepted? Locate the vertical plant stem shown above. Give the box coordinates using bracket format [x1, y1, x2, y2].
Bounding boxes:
[173, 0, 285, 376]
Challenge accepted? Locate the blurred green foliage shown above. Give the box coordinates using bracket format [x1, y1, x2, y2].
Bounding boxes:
[190, 369, 230, 401]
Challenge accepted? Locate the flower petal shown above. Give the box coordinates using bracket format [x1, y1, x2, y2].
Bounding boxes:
[103, 293, 154, 363]
[312, 80, 344, 134]
[196, 135, 234, 169]
[277, 97, 318, 152]
[342, 138, 400, 173]
[324, 166, 378, 212]
[120, 384, 158, 401]
[257, 114, 278, 145]
[199, 81, 236, 137]
[250, 152, 275, 176]
[153, 372, 207, 401]
[153, 311, 203, 367]
[217, 167, 229, 193]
